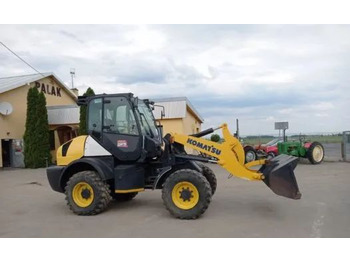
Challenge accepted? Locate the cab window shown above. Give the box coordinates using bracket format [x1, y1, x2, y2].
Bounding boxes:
[103, 97, 139, 135]
[88, 98, 103, 139]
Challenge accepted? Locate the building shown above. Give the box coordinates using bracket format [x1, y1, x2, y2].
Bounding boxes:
[0, 73, 79, 168]
[0, 74, 204, 168]
[152, 97, 204, 153]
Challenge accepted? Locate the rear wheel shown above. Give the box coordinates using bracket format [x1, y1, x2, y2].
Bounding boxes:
[244, 146, 257, 163]
[162, 169, 212, 219]
[112, 192, 138, 201]
[307, 142, 324, 164]
[65, 171, 112, 215]
[198, 163, 217, 195]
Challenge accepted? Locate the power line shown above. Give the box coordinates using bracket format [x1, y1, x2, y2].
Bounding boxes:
[0, 41, 45, 77]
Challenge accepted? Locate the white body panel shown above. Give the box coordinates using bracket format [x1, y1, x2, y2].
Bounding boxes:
[84, 136, 111, 156]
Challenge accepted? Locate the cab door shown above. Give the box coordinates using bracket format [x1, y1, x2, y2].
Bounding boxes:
[102, 96, 142, 161]
[88, 96, 142, 161]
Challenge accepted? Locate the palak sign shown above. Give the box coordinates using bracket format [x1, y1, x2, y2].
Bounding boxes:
[35, 81, 62, 97]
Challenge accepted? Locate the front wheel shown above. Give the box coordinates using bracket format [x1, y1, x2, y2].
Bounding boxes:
[65, 171, 112, 215]
[244, 146, 257, 163]
[307, 142, 324, 164]
[162, 169, 212, 219]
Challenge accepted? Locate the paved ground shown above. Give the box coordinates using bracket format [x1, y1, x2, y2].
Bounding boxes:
[0, 160, 349, 238]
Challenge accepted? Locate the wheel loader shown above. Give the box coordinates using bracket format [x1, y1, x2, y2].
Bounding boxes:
[47, 93, 301, 219]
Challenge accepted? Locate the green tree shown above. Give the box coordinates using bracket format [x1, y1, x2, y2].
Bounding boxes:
[211, 134, 221, 143]
[23, 87, 39, 168]
[79, 87, 95, 135]
[34, 92, 52, 168]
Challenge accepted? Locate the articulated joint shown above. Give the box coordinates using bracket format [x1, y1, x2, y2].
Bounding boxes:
[253, 174, 265, 180]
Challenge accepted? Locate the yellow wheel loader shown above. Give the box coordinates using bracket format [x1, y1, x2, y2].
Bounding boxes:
[47, 93, 301, 219]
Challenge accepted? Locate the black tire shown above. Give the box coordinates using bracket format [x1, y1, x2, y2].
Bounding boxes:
[197, 163, 217, 195]
[307, 141, 325, 165]
[65, 171, 112, 215]
[162, 169, 212, 219]
[112, 192, 138, 202]
[244, 146, 257, 163]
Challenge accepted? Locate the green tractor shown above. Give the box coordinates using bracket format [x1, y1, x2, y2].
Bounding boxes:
[277, 139, 325, 164]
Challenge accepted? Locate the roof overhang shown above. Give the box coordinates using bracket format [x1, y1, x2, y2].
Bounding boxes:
[0, 72, 77, 100]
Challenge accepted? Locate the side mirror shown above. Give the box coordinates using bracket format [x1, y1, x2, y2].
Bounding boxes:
[153, 104, 165, 119]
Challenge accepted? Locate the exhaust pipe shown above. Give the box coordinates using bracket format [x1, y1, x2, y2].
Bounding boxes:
[260, 154, 301, 200]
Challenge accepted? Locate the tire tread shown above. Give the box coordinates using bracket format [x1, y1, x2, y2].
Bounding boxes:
[65, 170, 112, 215]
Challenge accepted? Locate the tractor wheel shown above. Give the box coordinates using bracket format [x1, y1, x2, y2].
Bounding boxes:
[162, 169, 212, 219]
[113, 192, 138, 202]
[65, 171, 112, 215]
[244, 146, 257, 163]
[198, 163, 217, 195]
[307, 142, 325, 164]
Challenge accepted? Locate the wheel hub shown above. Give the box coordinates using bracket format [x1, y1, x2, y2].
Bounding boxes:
[246, 151, 256, 162]
[171, 181, 199, 210]
[72, 182, 94, 208]
[312, 145, 324, 162]
[179, 187, 193, 202]
[81, 188, 91, 199]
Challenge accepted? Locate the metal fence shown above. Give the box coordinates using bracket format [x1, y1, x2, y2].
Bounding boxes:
[342, 131, 350, 162]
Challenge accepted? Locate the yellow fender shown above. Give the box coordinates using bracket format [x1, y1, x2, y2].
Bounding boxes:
[57, 136, 88, 166]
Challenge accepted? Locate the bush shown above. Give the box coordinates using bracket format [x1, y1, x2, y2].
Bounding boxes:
[79, 87, 95, 135]
[211, 134, 221, 143]
[23, 88, 51, 168]
[34, 92, 52, 167]
[23, 87, 38, 167]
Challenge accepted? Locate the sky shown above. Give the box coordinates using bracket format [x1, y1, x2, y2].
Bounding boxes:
[0, 24, 349, 135]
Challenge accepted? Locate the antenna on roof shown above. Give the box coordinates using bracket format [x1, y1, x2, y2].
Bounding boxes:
[70, 68, 75, 89]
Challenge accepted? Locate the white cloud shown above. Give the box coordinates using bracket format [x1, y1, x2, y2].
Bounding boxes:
[0, 24, 349, 134]
[310, 102, 334, 111]
[118, 25, 167, 54]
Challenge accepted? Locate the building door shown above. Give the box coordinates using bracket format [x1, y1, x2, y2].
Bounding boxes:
[1, 139, 12, 167]
[56, 126, 74, 145]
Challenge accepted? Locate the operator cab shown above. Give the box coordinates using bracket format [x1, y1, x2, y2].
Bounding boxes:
[79, 93, 162, 162]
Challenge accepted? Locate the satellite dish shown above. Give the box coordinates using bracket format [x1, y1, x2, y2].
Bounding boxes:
[0, 102, 13, 116]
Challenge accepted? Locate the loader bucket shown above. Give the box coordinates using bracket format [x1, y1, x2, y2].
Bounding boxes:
[260, 154, 301, 200]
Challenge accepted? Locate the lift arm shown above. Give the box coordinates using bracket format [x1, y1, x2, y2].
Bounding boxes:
[171, 123, 301, 199]
[171, 123, 266, 181]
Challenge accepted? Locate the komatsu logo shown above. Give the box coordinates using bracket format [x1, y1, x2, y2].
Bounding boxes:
[187, 138, 222, 155]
